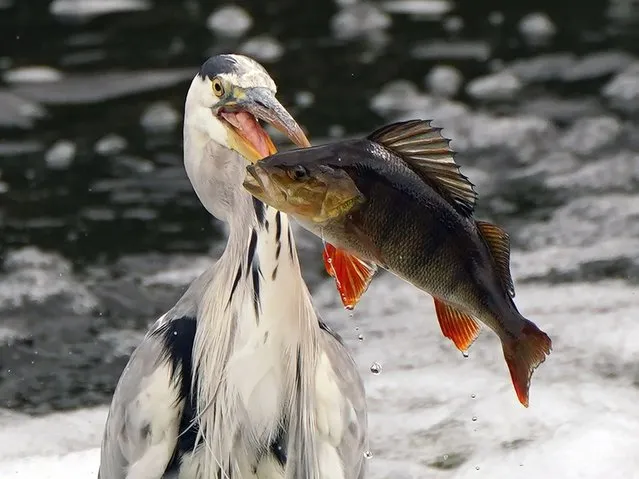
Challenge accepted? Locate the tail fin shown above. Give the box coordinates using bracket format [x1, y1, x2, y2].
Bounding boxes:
[502, 319, 552, 407]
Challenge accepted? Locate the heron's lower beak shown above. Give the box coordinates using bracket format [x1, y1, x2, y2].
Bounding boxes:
[220, 87, 311, 163]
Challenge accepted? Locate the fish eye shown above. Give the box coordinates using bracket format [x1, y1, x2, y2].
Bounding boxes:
[212, 77, 225, 97]
[288, 165, 309, 181]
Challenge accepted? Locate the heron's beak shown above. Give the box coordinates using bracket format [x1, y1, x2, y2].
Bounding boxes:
[219, 87, 311, 163]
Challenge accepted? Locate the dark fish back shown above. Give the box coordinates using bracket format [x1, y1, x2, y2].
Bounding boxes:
[350, 146, 486, 298]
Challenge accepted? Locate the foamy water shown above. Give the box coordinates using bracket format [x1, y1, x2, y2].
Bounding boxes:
[3, 276, 638, 478]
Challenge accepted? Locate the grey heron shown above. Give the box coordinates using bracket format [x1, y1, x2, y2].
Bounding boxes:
[98, 54, 369, 479]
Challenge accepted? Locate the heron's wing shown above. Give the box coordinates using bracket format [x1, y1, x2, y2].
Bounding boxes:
[317, 320, 368, 479]
[98, 314, 193, 479]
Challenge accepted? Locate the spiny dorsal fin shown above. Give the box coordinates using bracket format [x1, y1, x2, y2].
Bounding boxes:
[367, 119, 477, 216]
[476, 220, 515, 297]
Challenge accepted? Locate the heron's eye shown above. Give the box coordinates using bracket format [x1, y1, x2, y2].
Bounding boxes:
[212, 78, 225, 97]
[287, 165, 309, 181]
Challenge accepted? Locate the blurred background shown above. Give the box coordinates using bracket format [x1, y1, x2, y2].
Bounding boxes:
[1, 0, 639, 476]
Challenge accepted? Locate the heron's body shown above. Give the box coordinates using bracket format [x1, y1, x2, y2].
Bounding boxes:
[98, 55, 368, 479]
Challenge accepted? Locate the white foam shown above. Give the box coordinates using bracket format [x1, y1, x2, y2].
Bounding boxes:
[3, 280, 639, 477]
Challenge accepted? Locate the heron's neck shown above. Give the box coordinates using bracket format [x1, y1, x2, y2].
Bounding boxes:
[222, 193, 318, 344]
[191, 195, 323, 476]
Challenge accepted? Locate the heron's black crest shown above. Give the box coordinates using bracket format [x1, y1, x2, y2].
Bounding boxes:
[198, 54, 240, 80]
[153, 316, 200, 471]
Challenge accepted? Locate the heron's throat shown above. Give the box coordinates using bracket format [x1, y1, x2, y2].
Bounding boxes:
[241, 200, 309, 328]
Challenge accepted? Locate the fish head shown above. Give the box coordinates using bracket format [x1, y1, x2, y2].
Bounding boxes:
[244, 159, 365, 223]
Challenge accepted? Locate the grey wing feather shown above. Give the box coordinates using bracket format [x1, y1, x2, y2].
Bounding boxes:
[98, 317, 184, 479]
[318, 320, 368, 479]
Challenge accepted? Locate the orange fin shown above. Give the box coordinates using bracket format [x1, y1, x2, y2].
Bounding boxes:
[433, 298, 481, 353]
[323, 243, 377, 310]
[502, 321, 552, 407]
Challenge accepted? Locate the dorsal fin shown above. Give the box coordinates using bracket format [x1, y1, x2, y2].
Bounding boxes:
[476, 220, 515, 297]
[367, 119, 477, 216]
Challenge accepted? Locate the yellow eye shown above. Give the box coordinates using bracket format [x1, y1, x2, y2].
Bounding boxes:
[212, 77, 224, 97]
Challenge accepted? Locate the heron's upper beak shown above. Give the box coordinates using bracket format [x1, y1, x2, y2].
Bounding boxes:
[217, 87, 311, 163]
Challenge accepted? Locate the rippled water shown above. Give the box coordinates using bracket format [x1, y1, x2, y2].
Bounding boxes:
[1, 0, 639, 416]
[1, 0, 637, 261]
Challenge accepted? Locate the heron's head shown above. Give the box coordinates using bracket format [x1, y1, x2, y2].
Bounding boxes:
[183, 54, 311, 222]
[185, 54, 310, 162]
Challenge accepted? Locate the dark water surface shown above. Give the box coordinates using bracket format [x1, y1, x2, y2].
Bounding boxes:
[1, 0, 639, 414]
[1, 0, 637, 263]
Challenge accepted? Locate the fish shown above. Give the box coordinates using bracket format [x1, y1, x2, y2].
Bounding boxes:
[242, 119, 552, 407]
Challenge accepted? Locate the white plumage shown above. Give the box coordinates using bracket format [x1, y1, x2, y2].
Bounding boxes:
[98, 54, 368, 479]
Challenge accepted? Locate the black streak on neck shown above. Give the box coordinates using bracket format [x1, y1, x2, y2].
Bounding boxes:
[275, 211, 282, 241]
[252, 260, 261, 321]
[287, 226, 294, 261]
[253, 197, 266, 227]
[226, 264, 243, 311]
[247, 229, 262, 321]
[247, 229, 258, 277]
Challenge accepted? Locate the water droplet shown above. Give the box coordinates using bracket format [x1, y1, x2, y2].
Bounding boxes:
[462, 351, 469, 358]
[370, 362, 382, 374]
[472, 416, 477, 422]
[354, 326, 359, 331]
[475, 466, 480, 471]
[349, 312, 354, 318]
[364, 450, 373, 459]
[471, 394, 476, 399]
[358, 334, 364, 341]
[443, 454, 448, 460]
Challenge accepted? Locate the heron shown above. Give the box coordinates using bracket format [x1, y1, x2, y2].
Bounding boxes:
[98, 54, 368, 479]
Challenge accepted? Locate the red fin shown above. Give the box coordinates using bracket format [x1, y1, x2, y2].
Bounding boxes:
[323, 243, 377, 310]
[433, 298, 481, 353]
[502, 321, 552, 407]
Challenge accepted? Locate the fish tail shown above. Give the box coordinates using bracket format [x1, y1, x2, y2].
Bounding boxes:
[501, 315, 552, 408]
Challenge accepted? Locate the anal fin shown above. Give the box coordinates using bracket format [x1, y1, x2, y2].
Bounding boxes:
[323, 243, 377, 310]
[433, 298, 481, 353]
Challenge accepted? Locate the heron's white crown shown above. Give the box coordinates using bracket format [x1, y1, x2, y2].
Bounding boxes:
[184, 54, 277, 151]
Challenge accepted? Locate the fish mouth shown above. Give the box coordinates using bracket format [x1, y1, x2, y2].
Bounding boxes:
[243, 164, 296, 212]
[243, 164, 267, 196]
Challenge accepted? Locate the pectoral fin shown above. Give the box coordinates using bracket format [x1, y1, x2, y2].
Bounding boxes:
[323, 243, 377, 310]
